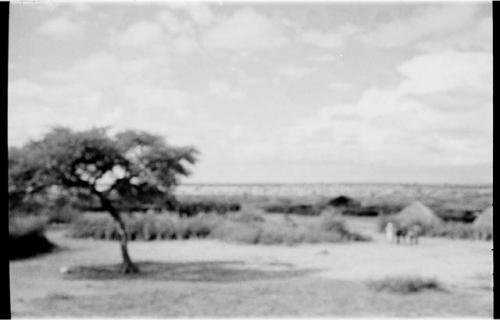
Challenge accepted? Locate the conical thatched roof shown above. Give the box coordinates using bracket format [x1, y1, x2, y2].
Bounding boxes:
[395, 201, 441, 227]
[328, 195, 360, 208]
[473, 206, 493, 230]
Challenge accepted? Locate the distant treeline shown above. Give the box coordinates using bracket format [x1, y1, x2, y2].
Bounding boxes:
[263, 195, 482, 223]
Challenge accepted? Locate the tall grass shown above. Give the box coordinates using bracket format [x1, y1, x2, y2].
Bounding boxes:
[69, 209, 370, 245]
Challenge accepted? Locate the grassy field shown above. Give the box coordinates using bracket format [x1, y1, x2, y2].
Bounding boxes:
[10, 213, 493, 317]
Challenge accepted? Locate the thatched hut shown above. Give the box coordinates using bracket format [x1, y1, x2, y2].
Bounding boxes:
[328, 195, 360, 208]
[473, 206, 493, 231]
[395, 201, 441, 228]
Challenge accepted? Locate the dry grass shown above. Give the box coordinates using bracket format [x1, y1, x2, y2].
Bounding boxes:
[10, 223, 493, 318]
[367, 276, 443, 294]
[68, 209, 369, 245]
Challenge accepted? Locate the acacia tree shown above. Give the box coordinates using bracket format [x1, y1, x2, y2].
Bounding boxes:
[8, 127, 198, 273]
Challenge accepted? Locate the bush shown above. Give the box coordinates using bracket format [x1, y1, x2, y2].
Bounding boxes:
[42, 203, 80, 224]
[210, 220, 262, 244]
[426, 222, 492, 240]
[68, 212, 224, 241]
[263, 203, 323, 216]
[434, 209, 478, 223]
[367, 276, 442, 294]
[229, 209, 266, 223]
[307, 211, 370, 242]
[378, 216, 492, 241]
[176, 200, 241, 217]
[68, 210, 370, 245]
[342, 206, 379, 217]
[9, 216, 55, 260]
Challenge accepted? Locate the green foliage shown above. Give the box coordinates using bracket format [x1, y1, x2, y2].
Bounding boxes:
[367, 276, 442, 294]
[9, 216, 55, 260]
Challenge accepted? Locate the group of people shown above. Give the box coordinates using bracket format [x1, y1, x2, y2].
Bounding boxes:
[385, 222, 422, 245]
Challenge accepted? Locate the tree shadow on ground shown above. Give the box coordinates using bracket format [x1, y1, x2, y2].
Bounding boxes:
[63, 260, 318, 282]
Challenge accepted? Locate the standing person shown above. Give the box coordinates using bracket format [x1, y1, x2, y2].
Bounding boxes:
[385, 222, 395, 243]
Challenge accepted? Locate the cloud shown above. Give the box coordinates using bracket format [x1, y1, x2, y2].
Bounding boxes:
[114, 21, 164, 47]
[207, 80, 245, 100]
[121, 84, 191, 118]
[278, 66, 314, 78]
[203, 7, 289, 52]
[301, 24, 359, 48]
[156, 9, 188, 33]
[238, 48, 492, 168]
[9, 78, 103, 144]
[397, 51, 492, 95]
[37, 16, 84, 39]
[361, 3, 481, 48]
[416, 16, 492, 52]
[182, 3, 215, 26]
[45, 52, 154, 88]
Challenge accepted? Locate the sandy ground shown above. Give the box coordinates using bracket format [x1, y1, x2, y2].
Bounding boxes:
[10, 217, 493, 317]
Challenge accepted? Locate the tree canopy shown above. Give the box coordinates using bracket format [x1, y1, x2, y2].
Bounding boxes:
[9, 127, 198, 273]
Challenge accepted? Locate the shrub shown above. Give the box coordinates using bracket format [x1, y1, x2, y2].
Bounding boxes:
[68, 210, 370, 245]
[434, 209, 478, 223]
[367, 276, 442, 294]
[209, 220, 261, 244]
[307, 211, 370, 242]
[263, 203, 323, 216]
[9, 216, 55, 260]
[378, 216, 492, 241]
[176, 200, 241, 217]
[42, 203, 80, 224]
[229, 209, 266, 223]
[342, 206, 380, 217]
[427, 222, 492, 241]
[68, 212, 223, 241]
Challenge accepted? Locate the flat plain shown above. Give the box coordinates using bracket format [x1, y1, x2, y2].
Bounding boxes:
[10, 184, 493, 317]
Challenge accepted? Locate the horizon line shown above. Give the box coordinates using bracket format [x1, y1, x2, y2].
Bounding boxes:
[181, 181, 493, 187]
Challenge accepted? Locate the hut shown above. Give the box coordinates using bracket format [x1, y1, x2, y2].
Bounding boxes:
[328, 195, 360, 208]
[395, 201, 441, 228]
[473, 206, 493, 231]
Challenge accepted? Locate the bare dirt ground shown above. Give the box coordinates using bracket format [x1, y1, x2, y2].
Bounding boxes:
[10, 217, 493, 317]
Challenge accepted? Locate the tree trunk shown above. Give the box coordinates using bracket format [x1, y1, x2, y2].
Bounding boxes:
[95, 192, 139, 274]
[112, 212, 139, 274]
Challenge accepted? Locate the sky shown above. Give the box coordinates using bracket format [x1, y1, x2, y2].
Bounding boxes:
[8, 1, 493, 184]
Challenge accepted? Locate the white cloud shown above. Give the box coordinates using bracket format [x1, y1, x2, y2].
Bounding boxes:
[170, 34, 199, 54]
[203, 7, 288, 52]
[301, 24, 359, 48]
[37, 16, 84, 39]
[278, 66, 314, 78]
[361, 3, 481, 48]
[114, 21, 164, 47]
[397, 51, 492, 95]
[416, 16, 492, 52]
[207, 80, 245, 100]
[121, 84, 190, 118]
[156, 10, 187, 33]
[182, 3, 215, 26]
[307, 53, 339, 63]
[45, 52, 154, 88]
